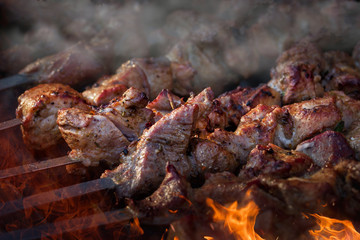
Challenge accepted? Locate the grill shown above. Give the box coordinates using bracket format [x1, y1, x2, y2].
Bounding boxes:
[1, 1, 360, 240]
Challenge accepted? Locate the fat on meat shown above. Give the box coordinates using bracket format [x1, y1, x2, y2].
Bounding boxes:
[57, 107, 129, 166]
[16, 83, 89, 150]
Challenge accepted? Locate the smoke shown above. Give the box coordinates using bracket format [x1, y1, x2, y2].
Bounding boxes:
[1, 0, 360, 89]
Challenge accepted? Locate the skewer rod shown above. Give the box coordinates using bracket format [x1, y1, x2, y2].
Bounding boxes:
[0, 118, 21, 131]
[0, 156, 80, 180]
[0, 74, 35, 92]
[0, 178, 116, 217]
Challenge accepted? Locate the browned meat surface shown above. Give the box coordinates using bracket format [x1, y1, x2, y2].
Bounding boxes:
[129, 57, 173, 100]
[268, 41, 325, 104]
[19, 43, 105, 88]
[82, 63, 148, 106]
[326, 91, 360, 129]
[239, 143, 314, 180]
[127, 164, 191, 225]
[209, 96, 342, 162]
[16, 83, 89, 150]
[207, 84, 281, 131]
[147, 89, 184, 119]
[345, 120, 360, 161]
[57, 107, 129, 166]
[323, 51, 360, 99]
[102, 100, 199, 198]
[99, 87, 154, 141]
[296, 131, 354, 167]
[188, 139, 238, 178]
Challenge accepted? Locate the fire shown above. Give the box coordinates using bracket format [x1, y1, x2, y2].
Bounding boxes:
[309, 213, 360, 240]
[206, 197, 264, 240]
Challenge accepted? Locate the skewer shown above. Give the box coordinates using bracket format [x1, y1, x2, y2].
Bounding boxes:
[0, 178, 116, 217]
[0, 208, 138, 240]
[0, 118, 21, 131]
[0, 155, 80, 180]
[0, 74, 35, 92]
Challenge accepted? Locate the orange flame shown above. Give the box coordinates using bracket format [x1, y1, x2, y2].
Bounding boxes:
[206, 197, 264, 240]
[309, 214, 360, 240]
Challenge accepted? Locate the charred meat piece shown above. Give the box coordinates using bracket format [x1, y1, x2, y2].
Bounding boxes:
[99, 87, 154, 142]
[127, 163, 192, 225]
[209, 96, 342, 162]
[326, 90, 360, 129]
[82, 63, 148, 106]
[102, 102, 198, 199]
[188, 139, 238, 178]
[239, 143, 314, 180]
[268, 40, 325, 104]
[57, 107, 130, 166]
[296, 131, 354, 167]
[345, 120, 360, 161]
[147, 89, 184, 119]
[323, 51, 360, 99]
[207, 84, 281, 131]
[19, 43, 106, 89]
[16, 83, 89, 150]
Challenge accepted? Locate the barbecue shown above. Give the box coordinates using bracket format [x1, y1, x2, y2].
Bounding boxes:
[2, 1, 360, 240]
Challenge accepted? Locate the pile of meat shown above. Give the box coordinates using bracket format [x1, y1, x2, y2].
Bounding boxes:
[16, 40, 360, 239]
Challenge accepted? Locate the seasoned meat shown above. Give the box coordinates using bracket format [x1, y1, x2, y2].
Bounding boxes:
[209, 96, 342, 162]
[325, 91, 360, 129]
[345, 120, 360, 161]
[19, 43, 105, 88]
[323, 51, 360, 99]
[147, 89, 184, 118]
[296, 131, 354, 167]
[128, 57, 173, 100]
[239, 143, 314, 180]
[188, 139, 238, 178]
[127, 164, 191, 225]
[207, 84, 281, 130]
[82, 63, 148, 106]
[268, 40, 325, 104]
[99, 87, 154, 141]
[57, 107, 129, 166]
[16, 83, 89, 150]
[102, 101, 198, 199]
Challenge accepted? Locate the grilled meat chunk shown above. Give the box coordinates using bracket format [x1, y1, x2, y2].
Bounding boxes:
[296, 131, 354, 167]
[188, 139, 238, 178]
[268, 41, 325, 104]
[57, 107, 129, 166]
[99, 87, 154, 142]
[345, 120, 360, 161]
[16, 83, 89, 150]
[147, 89, 184, 119]
[19, 43, 105, 88]
[326, 91, 360, 129]
[209, 96, 341, 162]
[239, 143, 314, 180]
[323, 51, 360, 99]
[127, 164, 191, 225]
[207, 84, 281, 131]
[102, 102, 198, 199]
[82, 63, 148, 106]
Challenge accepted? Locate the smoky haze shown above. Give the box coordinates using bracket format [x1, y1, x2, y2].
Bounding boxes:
[1, 0, 360, 91]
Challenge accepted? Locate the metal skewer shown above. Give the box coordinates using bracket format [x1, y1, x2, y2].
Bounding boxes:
[0, 208, 138, 240]
[0, 178, 116, 217]
[0, 118, 21, 131]
[0, 155, 81, 180]
[0, 74, 35, 92]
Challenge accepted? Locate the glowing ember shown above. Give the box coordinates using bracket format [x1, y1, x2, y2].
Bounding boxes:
[308, 214, 360, 240]
[206, 197, 264, 240]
